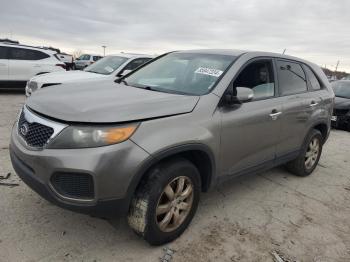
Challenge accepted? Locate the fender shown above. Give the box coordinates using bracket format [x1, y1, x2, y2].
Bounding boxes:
[124, 143, 216, 207]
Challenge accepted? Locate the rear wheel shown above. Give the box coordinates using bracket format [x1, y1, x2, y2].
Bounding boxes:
[286, 129, 323, 177]
[128, 158, 201, 245]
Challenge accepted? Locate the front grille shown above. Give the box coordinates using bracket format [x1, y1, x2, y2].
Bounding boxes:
[51, 173, 94, 199]
[18, 111, 54, 147]
[334, 109, 349, 116]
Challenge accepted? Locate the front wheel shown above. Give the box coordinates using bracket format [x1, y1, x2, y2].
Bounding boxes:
[286, 129, 323, 177]
[128, 158, 201, 245]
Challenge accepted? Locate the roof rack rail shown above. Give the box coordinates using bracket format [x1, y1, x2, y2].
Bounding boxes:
[0, 41, 60, 53]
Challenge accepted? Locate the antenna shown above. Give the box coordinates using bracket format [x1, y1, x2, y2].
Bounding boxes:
[335, 60, 340, 72]
[282, 49, 286, 55]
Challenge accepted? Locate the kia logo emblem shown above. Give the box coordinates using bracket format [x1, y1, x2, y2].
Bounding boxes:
[20, 123, 29, 136]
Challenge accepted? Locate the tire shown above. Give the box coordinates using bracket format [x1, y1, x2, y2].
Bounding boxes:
[286, 129, 323, 177]
[128, 158, 201, 246]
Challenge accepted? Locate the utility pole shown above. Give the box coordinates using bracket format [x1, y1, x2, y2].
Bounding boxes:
[102, 45, 107, 56]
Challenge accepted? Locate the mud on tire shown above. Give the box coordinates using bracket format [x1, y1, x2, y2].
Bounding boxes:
[286, 129, 323, 177]
[128, 157, 201, 246]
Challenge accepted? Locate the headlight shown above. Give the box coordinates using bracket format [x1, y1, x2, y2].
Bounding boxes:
[48, 124, 138, 149]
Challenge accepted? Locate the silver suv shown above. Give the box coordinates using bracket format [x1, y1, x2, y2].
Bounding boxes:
[10, 50, 334, 245]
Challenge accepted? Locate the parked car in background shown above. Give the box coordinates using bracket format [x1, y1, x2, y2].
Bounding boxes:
[56, 53, 73, 70]
[0, 42, 66, 89]
[12, 49, 333, 245]
[331, 80, 350, 130]
[73, 54, 103, 70]
[341, 76, 350, 80]
[26, 53, 153, 96]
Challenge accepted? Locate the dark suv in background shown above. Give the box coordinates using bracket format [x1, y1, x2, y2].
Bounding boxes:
[331, 80, 350, 130]
[10, 50, 334, 245]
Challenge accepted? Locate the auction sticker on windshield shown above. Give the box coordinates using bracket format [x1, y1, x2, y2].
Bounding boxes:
[195, 67, 223, 77]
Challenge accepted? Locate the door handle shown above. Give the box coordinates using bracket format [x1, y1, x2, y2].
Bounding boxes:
[309, 101, 318, 107]
[269, 110, 282, 120]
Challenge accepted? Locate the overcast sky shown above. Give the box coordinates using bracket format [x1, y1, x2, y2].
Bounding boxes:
[1, 0, 349, 71]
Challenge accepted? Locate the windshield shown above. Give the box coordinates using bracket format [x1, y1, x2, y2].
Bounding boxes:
[125, 52, 236, 95]
[84, 56, 128, 75]
[332, 81, 350, 99]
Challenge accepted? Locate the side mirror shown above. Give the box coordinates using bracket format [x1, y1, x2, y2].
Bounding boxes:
[117, 69, 132, 77]
[224, 86, 254, 105]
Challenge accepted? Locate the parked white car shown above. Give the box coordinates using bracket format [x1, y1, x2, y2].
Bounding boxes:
[74, 54, 103, 70]
[0, 42, 66, 89]
[57, 53, 74, 70]
[26, 53, 153, 96]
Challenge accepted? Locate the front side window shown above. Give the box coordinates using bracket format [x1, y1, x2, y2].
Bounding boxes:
[277, 60, 307, 96]
[123, 58, 151, 71]
[232, 60, 275, 100]
[125, 52, 236, 95]
[331, 81, 350, 99]
[304, 65, 321, 90]
[8, 47, 49, 60]
[84, 56, 128, 75]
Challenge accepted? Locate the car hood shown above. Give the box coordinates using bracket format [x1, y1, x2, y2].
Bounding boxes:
[32, 70, 108, 84]
[334, 96, 350, 109]
[26, 82, 199, 123]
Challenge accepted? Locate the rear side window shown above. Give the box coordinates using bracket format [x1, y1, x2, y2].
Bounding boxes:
[0, 46, 7, 59]
[276, 60, 307, 96]
[303, 65, 321, 90]
[8, 47, 49, 60]
[93, 56, 100, 61]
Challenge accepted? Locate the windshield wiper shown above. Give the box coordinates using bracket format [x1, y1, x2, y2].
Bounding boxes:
[84, 70, 101, 74]
[121, 79, 129, 86]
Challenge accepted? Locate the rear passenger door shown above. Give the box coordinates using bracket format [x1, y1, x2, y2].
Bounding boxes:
[0, 46, 9, 81]
[275, 59, 320, 157]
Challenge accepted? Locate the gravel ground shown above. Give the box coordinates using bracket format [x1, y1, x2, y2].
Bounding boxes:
[0, 93, 350, 262]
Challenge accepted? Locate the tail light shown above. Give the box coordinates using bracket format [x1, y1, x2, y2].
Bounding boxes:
[56, 63, 67, 70]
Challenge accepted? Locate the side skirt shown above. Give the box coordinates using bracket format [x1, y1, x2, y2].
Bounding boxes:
[215, 150, 300, 186]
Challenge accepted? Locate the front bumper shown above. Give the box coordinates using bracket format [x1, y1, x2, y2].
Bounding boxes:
[10, 126, 151, 217]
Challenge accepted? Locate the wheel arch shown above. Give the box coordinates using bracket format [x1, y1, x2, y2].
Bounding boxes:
[311, 121, 329, 143]
[125, 143, 216, 207]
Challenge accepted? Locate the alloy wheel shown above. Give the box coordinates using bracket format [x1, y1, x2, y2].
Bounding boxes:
[305, 137, 320, 169]
[156, 176, 194, 232]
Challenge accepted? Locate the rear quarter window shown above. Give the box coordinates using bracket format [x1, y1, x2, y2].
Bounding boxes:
[276, 60, 308, 96]
[303, 65, 321, 90]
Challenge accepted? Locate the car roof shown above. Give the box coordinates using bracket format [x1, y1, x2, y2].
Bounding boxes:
[175, 49, 310, 64]
[0, 42, 57, 54]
